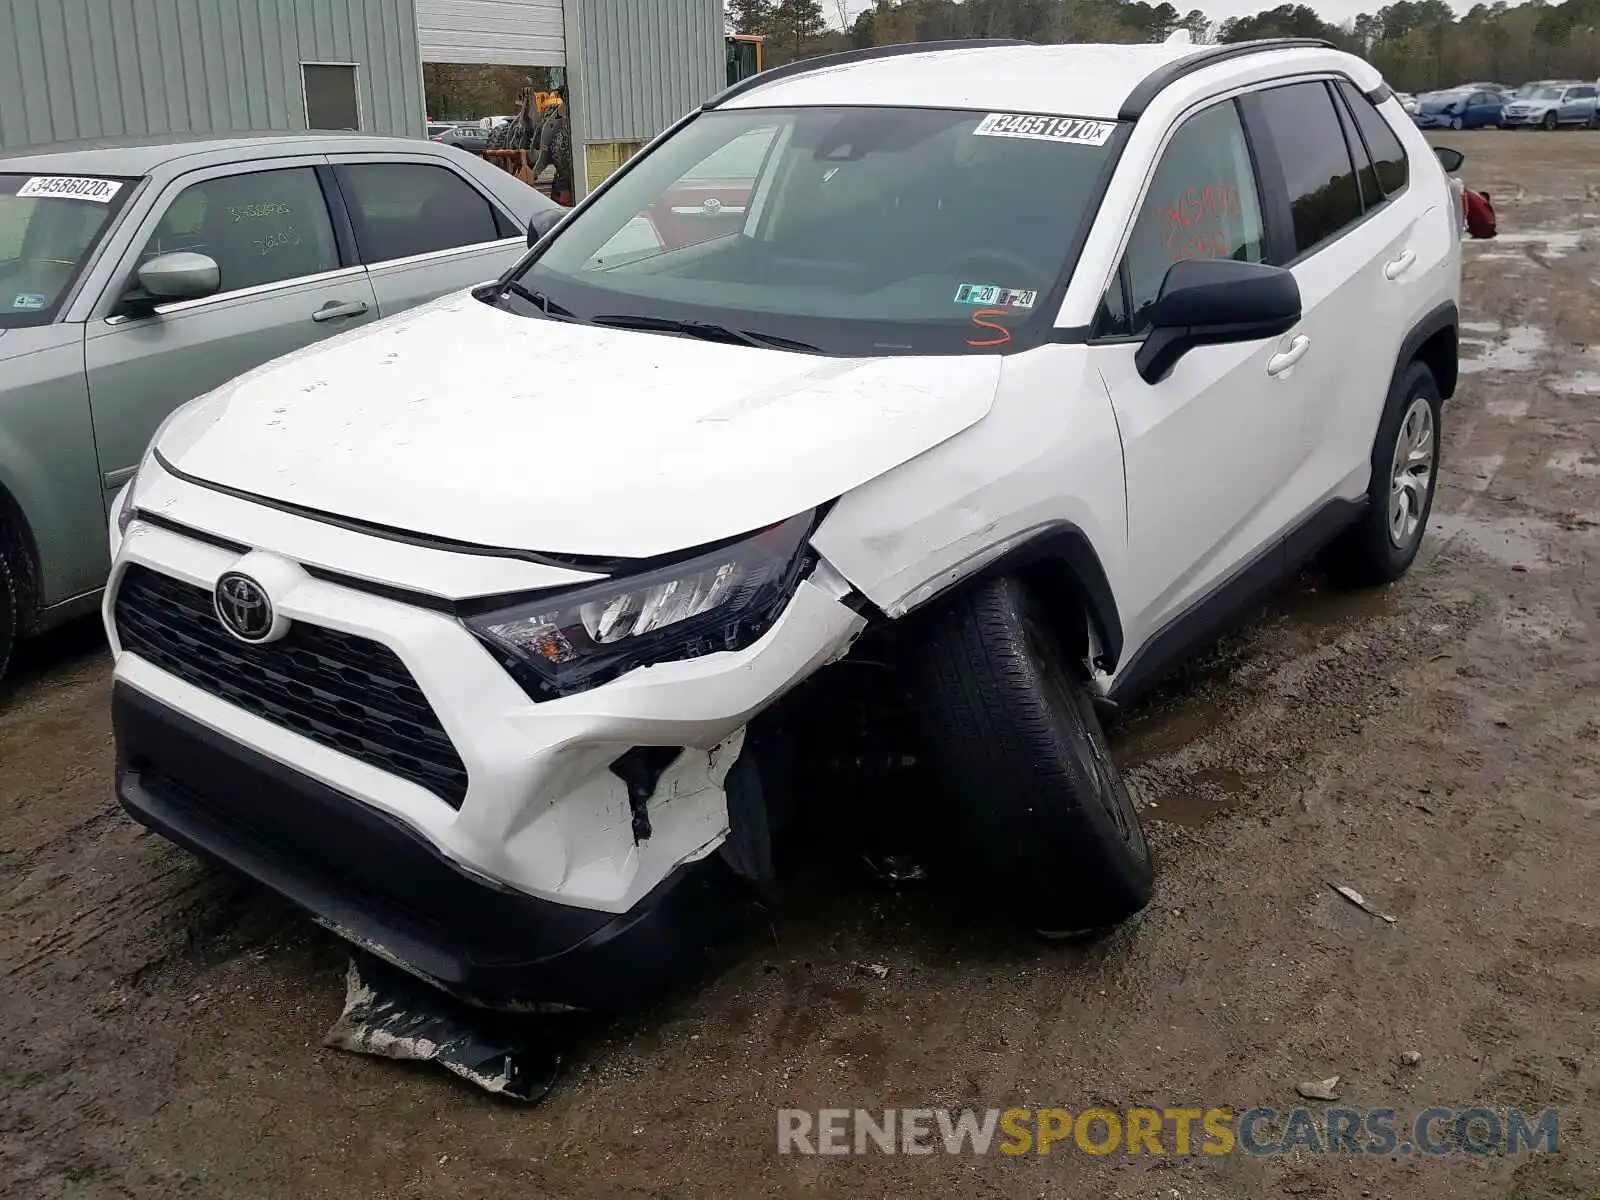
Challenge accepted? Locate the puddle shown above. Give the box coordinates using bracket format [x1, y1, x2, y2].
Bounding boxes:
[1546, 449, 1600, 478]
[1547, 372, 1600, 396]
[1485, 230, 1584, 258]
[1460, 326, 1547, 375]
[1429, 511, 1554, 569]
[1144, 766, 1249, 826]
[1461, 321, 1501, 334]
[1486, 399, 1529, 418]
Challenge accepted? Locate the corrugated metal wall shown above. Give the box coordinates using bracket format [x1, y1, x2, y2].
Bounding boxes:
[0, 0, 425, 150]
[565, 0, 722, 144]
[416, 0, 565, 65]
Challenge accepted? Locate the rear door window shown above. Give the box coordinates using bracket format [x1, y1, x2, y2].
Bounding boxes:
[1335, 81, 1408, 198]
[1250, 81, 1364, 259]
[337, 162, 505, 264]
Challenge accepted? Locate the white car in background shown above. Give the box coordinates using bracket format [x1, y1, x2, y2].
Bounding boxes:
[106, 37, 1461, 1012]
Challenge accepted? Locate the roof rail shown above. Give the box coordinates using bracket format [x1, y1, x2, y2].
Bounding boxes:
[1118, 37, 1337, 120]
[702, 38, 1034, 109]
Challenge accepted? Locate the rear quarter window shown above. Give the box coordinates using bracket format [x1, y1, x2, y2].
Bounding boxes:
[1336, 81, 1408, 199]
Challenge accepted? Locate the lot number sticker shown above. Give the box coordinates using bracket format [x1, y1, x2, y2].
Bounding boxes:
[17, 176, 122, 203]
[973, 113, 1115, 146]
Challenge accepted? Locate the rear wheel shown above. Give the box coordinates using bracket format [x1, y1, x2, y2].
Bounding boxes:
[914, 576, 1153, 934]
[1328, 360, 1442, 586]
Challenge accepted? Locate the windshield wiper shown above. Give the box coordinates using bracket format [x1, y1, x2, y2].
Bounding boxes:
[496, 280, 582, 323]
[592, 314, 820, 354]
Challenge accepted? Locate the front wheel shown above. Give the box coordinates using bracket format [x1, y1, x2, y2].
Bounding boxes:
[914, 576, 1153, 934]
[1450, 116, 1465, 130]
[1543, 111, 1559, 131]
[1328, 360, 1442, 586]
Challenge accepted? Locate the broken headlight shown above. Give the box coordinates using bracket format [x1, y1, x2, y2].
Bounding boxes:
[464, 512, 816, 700]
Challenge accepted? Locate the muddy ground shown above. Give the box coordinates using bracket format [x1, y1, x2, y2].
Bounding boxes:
[2, 133, 1597, 1200]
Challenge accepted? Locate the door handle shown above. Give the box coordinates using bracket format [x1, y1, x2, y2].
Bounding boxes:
[1383, 249, 1417, 280]
[1266, 334, 1310, 376]
[312, 300, 371, 323]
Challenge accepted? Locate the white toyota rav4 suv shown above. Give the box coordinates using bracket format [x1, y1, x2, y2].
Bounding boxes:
[105, 37, 1461, 1011]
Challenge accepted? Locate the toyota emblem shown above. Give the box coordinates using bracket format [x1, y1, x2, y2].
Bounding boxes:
[214, 572, 276, 643]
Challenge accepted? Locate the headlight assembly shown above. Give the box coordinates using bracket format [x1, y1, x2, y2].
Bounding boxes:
[464, 511, 817, 700]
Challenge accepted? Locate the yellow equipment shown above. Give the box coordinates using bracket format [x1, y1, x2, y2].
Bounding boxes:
[727, 34, 764, 85]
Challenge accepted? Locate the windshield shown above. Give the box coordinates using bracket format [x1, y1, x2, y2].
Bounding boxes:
[505, 106, 1120, 355]
[0, 173, 132, 326]
[1528, 87, 1564, 101]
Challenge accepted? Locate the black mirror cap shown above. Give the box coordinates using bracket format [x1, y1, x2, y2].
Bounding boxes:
[1434, 146, 1465, 173]
[527, 207, 565, 247]
[1135, 259, 1302, 385]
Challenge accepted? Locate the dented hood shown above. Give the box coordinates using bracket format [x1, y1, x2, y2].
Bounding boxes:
[157, 293, 1003, 559]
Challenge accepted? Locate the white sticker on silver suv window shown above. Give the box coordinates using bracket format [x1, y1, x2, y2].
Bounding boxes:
[972, 113, 1116, 146]
[16, 175, 123, 203]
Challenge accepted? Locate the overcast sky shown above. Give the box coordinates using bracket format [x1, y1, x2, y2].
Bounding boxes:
[823, 0, 1474, 32]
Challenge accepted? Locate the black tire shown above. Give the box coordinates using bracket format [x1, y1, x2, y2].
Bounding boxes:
[0, 521, 17, 688]
[914, 576, 1153, 933]
[1543, 111, 1558, 131]
[1328, 360, 1443, 586]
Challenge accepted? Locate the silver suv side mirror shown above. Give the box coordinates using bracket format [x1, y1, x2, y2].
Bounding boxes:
[137, 252, 221, 301]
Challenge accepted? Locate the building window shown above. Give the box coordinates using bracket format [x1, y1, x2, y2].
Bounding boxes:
[302, 64, 361, 132]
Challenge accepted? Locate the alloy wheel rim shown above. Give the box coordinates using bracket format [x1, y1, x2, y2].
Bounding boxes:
[1388, 396, 1435, 548]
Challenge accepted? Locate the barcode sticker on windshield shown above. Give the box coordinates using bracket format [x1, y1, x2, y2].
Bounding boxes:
[16, 176, 122, 203]
[972, 113, 1115, 146]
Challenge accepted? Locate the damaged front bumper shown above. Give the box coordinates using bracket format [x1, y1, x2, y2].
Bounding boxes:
[107, 499, 867, 1010]
[114, 682, 753, 1010]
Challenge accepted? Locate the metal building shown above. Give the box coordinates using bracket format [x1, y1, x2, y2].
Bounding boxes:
[0, 0, 427, 150]
[2, 0, 728, 201]
[416, 0, 725, 198]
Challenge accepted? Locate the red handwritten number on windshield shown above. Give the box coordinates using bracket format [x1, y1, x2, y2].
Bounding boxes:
[967, 309, 1012, 348]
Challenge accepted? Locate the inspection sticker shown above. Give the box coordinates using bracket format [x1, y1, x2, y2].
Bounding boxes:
[16, 175, 122, 203]
[955, 282, 1037, 309]
[972, 113, 1115, 146]
[11, 294, 46, 310]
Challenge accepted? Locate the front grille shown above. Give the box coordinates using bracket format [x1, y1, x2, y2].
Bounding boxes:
[114, 565, 469, 809]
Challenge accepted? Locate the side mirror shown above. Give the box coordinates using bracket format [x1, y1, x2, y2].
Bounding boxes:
[527, 207, 565, 247]
[1135, 259, 1302, 385]
[129, 252, 220, 310]
[1434, 146, 1465, 173]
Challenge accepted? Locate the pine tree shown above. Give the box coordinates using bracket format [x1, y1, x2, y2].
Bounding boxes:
[772, 0, 828, 52]
[727, 0, 775, 36]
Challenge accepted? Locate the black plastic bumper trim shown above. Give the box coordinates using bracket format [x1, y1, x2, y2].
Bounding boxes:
[112, 682, 752, 1011]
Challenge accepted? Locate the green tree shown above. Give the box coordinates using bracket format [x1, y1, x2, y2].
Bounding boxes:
[772, 0, 828, 53]
[727, 0, 775, 36]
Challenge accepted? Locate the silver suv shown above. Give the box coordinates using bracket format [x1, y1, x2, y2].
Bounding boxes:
[0, 133, 563, 683]
[1502, 82, 1598, 129]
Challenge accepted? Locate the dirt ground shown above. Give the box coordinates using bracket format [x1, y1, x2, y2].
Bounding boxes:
[2, 132, 1597, 1200]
